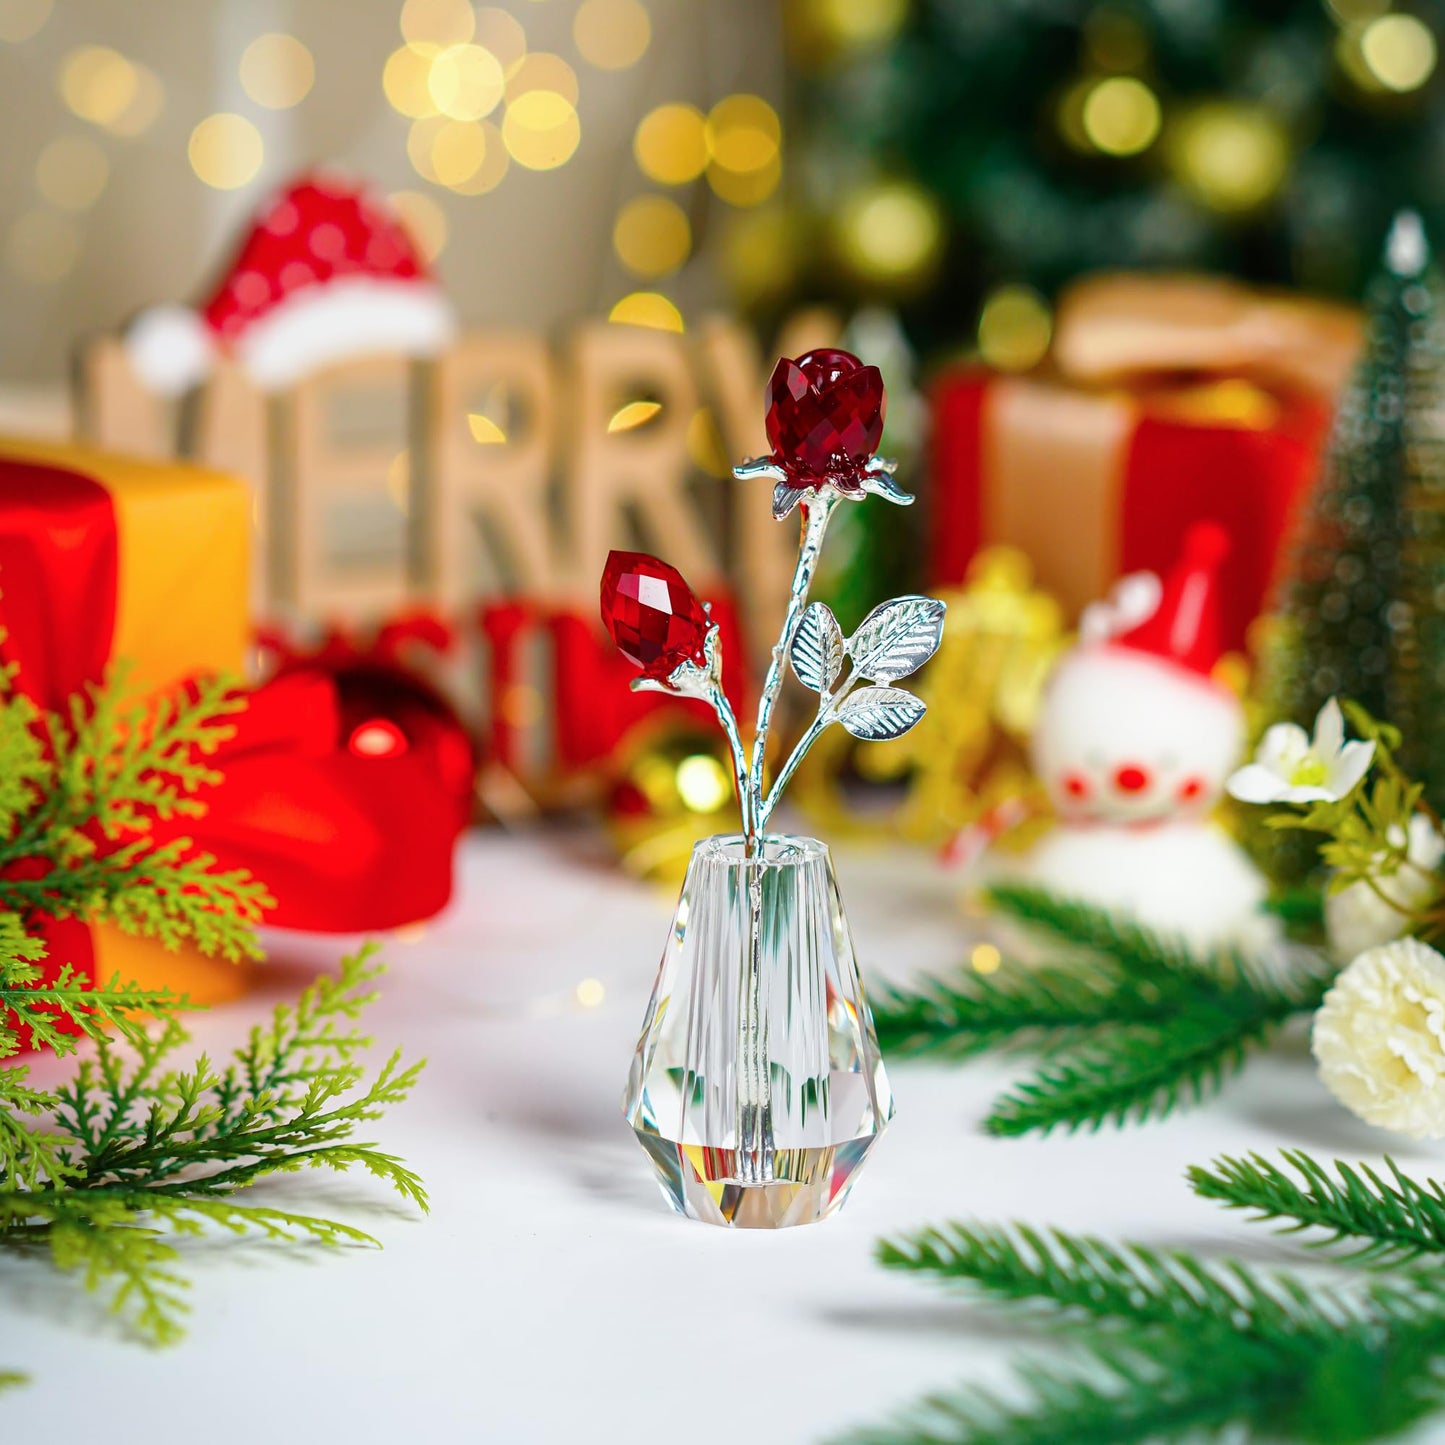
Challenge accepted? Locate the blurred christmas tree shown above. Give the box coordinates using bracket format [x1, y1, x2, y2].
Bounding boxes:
[749, 0, 1445, 358]
[1261, 211, 1445, 806]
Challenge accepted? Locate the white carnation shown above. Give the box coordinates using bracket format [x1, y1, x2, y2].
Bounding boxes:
[1324, 814, 1445, 961]
[1312, 936, 1445, 1139]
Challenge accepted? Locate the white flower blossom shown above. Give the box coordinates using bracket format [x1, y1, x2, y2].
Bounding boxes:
[1312, 936, 1445, 1139]
[1325, 813, 1445, 961]
[1226, 698, 1375, 805]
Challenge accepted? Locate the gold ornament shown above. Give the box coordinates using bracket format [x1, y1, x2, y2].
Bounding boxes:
[605, 720, 738, 883]
[793, 547, 1066, 842]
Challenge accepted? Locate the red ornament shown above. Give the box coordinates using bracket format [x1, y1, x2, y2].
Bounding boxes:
[764, 348, 886, 484]
[600, 550, 710, 680]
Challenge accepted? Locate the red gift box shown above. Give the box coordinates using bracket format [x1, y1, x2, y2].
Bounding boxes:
[929, 274, 1360, 651]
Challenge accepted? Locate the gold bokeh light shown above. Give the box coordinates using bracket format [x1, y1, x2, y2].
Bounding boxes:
[0, 0, 51, 44]
[60, 46, 137, 126]
[106, 63, 164, 136]
[609, 291, 684, 332]
[574, 0, 651, 69]
[475, 7, 527, 76]
[430, 118, 489, 186]
[706, 94, 782, 206]
[449, 120, 509, 193]
[428, 43, 505, 120]
[384, 44, 440, 118]
[1359, 13, 1437, 92]
[634, 103, 709, 184]
[613, 194, 691, 276]
[36, 135, 109, 211]
[977, 285, 1052, 372]
[1080, 75, 1161, 156]
[239, 33, 314, 109]
[505, 51, 578, 105]
[675, 754, 730, 812]
[607, 399, 663, 433]
[707, 94, 780, 171]
[1167, 102, 1290, 213]
[503, 90, 580, 169]
[834, 179, 944, 289]
[188, 112, 264, 190]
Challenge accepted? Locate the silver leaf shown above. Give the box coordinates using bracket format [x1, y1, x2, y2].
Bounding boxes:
[847, 595, 947, 683]
[836, 686, 926, 741]
[790, 602, 844, 692]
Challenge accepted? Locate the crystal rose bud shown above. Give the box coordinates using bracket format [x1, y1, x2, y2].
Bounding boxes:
[600, 550, 710, 680]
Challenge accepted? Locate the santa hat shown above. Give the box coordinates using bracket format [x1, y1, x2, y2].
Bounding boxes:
[125, 172, 456, 395]
[1111, 521, 1230, 678]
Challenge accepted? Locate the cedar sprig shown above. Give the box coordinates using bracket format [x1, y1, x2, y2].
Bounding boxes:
[847, 1152, 1445, 1444]
[872, 886, 1330, 1136]
[1, 948, 427, 1351]
[1189, 1149, 1445, 1266]
[0, 664, 272, 963]
[0, 658, 425, 1383]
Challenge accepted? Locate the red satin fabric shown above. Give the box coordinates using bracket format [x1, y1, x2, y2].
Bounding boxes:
[155, 667, 471, 932]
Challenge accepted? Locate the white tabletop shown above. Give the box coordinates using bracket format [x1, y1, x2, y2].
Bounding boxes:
[4, 827, 1440, 1444]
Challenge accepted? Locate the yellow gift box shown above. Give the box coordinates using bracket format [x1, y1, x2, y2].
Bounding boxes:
[0, 435, 253, 1004]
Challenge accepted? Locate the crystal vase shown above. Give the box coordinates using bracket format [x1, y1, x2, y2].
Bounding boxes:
[623, 834, 893, 1228]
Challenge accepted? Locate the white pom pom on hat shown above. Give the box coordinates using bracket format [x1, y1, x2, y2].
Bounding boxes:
[125, 304, 216, 396]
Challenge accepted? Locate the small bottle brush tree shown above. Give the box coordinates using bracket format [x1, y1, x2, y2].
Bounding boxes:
[1264, 211, 1445, 812]
[598, 349, 946, 1227]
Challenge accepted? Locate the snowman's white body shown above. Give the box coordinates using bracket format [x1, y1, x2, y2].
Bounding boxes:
[1008, 641, 1268, 954]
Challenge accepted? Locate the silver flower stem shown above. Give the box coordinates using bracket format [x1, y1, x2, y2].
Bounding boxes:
[755, 673, 861, 834]
[707, 677, 753, 839]
[736, 489, 839, 1186]
[746, 490, 839, 851]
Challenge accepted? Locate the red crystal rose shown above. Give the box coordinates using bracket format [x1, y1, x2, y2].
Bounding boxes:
[743, 348, 909, 519]
[765, 348, 885, 479]
[600, 550, 711, 680]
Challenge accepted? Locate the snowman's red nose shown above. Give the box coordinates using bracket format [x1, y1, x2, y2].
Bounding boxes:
[1113, 763, 1151, 793]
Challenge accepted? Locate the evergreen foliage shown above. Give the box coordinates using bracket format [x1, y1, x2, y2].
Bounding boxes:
[1190, 1149, 1445, 1265]
[0, 660, 426, 1381]
[787, 3, 1445, 334]
[871, 885, 1329, 1136]
[846, 1152, 1445, 1445]
[1262, 218, 1445, 813]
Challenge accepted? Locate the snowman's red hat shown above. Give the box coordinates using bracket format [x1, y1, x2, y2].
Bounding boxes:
[125, 172, 456, 395]
[1111, 522, 1230, 677]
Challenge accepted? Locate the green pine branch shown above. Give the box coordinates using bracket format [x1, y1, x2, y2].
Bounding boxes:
[852, 1150, 1445, 1445]
[1190, 1150, 1445, 1265]
[875, 1220, 1407, 1346]
[842, 1336, 1285, 1445]
[872, 886, 1329, 1136]
[983, 991, 1321, 1137]
[870, 958, 1182, 1062]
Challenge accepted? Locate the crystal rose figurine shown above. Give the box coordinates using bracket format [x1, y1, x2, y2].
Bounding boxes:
[599, 348, 945, 1228]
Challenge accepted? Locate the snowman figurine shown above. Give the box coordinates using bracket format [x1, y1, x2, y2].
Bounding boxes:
[1007, 522, 1268, 954]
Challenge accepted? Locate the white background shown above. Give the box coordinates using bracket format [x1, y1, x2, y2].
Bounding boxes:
[5, 829, 1444, 1443]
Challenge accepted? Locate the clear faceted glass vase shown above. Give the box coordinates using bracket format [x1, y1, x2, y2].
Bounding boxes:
[623, 834, 894, 1228]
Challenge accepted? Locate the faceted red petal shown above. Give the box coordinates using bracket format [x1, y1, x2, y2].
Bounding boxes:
[599, 549, 710, 679]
